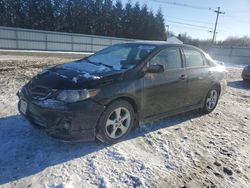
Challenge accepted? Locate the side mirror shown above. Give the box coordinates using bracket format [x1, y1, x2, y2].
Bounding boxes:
[146, 64, 164, 73]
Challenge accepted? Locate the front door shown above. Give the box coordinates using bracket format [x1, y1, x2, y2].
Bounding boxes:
[142, 47, 188, 118]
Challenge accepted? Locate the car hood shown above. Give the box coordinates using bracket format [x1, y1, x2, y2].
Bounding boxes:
[31, 59, 125, 89]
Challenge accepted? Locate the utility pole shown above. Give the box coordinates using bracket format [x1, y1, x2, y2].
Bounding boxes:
[211, 7, 225, 43]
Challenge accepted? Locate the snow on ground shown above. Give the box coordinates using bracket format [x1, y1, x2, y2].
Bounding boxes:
[0, 54, 250, 188]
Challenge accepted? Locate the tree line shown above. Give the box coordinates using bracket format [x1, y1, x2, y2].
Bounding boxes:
[0, 0, 166, 40]
[177, 33, 250, 48]
[217, 36, 250, 47]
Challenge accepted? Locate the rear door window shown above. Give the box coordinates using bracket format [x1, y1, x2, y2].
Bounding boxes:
[149, 47, 182, 70]
[183, 48, 204, 67]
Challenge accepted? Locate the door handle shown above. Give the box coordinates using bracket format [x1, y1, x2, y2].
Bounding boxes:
[179, 74, 187, 80]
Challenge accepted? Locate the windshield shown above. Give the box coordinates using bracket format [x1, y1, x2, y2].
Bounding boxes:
[87, 43, 156, 70]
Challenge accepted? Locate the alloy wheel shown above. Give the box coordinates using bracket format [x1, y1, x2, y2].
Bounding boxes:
[206, 89, 218, 111]
[105, 107, 131, 139]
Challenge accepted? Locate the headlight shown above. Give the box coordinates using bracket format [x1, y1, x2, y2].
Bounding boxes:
[56, 89, 99, 103]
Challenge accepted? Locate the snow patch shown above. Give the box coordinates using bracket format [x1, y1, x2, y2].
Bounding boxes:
[72, 77, 78, 83]
[54, 72, 68, 79]
[72, 73, 101, 84]
[1, 54, 250, 188]
[38, 68, 50, 75]
[83, 73, 101, 80]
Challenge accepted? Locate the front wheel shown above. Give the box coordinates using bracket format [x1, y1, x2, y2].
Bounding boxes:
[203, 86, 220, 113]
[96, 100, 135, 144]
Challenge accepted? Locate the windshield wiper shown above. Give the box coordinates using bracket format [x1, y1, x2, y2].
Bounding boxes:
[83, 57, 95, 64]
[96, 62, 113, 69]
[84, 58, 113, 69]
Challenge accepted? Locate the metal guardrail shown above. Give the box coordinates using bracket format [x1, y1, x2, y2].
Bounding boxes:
[0, 26, 134, 52]
[208, 45, 250, 64]
[1, 26, 250, 64]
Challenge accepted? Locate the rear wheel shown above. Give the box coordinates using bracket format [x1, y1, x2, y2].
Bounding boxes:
[96, 100, 135, 144]
[203, 86, 220, 113]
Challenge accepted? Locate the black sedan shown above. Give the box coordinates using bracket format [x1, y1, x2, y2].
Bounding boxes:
[18, 42, 227, 143]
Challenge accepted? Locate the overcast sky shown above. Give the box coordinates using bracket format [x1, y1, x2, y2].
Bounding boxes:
[121, 0, 250, 41]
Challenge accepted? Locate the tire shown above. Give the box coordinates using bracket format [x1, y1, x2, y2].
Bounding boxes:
[243, 78, 250, 83]
[202, 86, 220, 114]
[96, 100, 135, 144]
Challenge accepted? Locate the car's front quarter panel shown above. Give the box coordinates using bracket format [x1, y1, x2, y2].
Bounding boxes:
[93, 74, 143, 115]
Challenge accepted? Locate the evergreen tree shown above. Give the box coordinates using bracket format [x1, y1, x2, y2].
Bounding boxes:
[148, 9, 157, 40]
[71, 0, 87, 33]
[139, 5, 150, 40]
[102, 0, 113, 36]
[26, 0, 38, 28]
[130, 2, 141, 38]
[0, 0, 167, 41]
[111, 0, 123, 37]
[0, 0, 7, 26]
[123, 1, 133, 38]
[26, 0, 54, 30]
[91, 0, 103, 35]
[53, 0, 65, 31]
[64, 0, 74, 32]
[155, 8, 166, 40]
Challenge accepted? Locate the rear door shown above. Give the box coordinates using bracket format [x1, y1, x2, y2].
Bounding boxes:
[182, 47, 213, 106]
[142, 46, 188, 118]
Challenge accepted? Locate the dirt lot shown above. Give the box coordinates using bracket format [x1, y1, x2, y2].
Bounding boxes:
[0, 54, 249, 188]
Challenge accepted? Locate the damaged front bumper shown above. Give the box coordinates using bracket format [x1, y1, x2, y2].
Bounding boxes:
[17, 89, 104, 142]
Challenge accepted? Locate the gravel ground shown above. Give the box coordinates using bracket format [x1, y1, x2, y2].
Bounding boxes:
[0, 54, 249, 188]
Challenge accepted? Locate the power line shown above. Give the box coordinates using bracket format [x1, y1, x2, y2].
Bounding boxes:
[165, 14, 214, 25]
[228, 10, 250, 13]
[223, 14, 250, 24]
[165, 19, 213, 29]
[149, 0, 228, 41]
[152, 1, 249, 24]
[149, 0, 222, 39]
[169, 23, 212, 32]
[150, 0, 210, 10]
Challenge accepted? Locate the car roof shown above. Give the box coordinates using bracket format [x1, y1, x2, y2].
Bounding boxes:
[122, 40, 200, 49]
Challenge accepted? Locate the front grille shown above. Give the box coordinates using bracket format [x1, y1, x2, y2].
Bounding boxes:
[29, 113, 47, 128]
[29, 104, 47, 128]
[27, 82, 53, 100]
